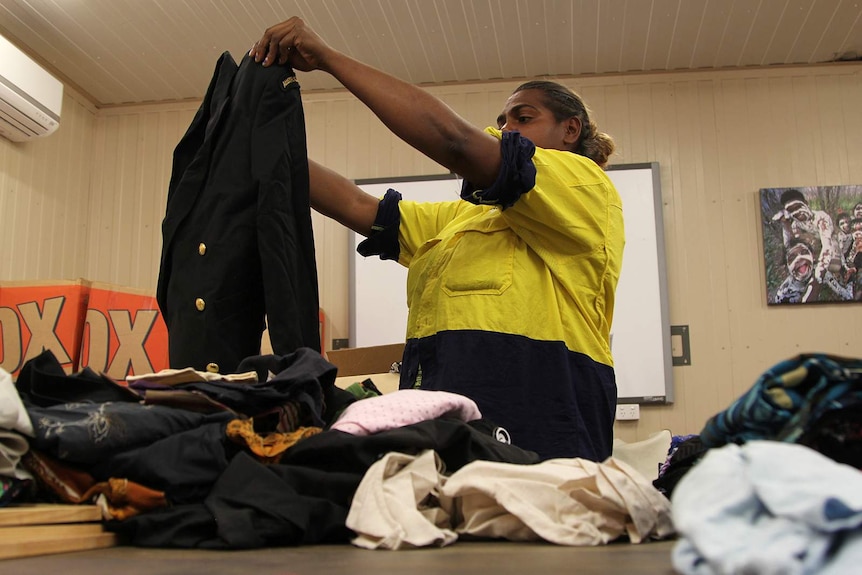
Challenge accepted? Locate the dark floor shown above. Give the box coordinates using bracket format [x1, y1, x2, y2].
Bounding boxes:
[2, 539, 678, 575]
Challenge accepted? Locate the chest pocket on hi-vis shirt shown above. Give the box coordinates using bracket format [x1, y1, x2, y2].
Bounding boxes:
[443, 229, 515, 296]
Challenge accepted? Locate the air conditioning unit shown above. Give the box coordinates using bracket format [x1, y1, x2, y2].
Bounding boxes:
[0, 33, 63, 142]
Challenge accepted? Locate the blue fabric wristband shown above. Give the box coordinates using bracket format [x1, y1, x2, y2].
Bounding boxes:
[356, 188, 402, 261]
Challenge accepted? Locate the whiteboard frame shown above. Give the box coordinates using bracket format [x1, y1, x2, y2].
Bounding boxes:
[350, 163, 673, 403]
[606, 162, 673, 403]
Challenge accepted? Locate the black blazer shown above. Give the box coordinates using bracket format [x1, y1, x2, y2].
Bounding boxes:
[157, 52, 320, 373]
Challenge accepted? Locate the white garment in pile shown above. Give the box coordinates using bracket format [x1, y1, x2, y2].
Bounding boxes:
[0, 367, 35, 480]
[346, 450, 674, 550]
[672, 440, 862, 575]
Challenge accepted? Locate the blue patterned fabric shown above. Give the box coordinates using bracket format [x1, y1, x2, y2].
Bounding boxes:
[700, 353, 862, 447]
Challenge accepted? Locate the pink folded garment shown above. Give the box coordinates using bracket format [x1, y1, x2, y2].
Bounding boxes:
[330, 389, 481, 436]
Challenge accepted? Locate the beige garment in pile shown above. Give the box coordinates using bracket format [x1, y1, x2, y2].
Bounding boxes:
[346, 450, 675, 550]
[126, 367, 259, 386]
[346, 450, 456, 550]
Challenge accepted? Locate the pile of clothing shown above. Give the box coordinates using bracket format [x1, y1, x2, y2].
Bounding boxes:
[659, 353, 862, 574]
[1, 348, 673, 550]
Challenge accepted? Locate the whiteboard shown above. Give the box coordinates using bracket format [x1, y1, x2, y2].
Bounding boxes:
[350, 163, 672, 403]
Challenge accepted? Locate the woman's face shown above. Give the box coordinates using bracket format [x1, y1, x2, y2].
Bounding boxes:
[497, 89, 579, 152]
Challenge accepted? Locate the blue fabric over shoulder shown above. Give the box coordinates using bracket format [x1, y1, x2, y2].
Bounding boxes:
[459, 130, 537, 209]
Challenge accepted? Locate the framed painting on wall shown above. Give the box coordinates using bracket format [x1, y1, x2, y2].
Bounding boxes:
[760, 185, 862, 305]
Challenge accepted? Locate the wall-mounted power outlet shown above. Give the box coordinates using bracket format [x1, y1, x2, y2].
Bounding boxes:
[331, 338, 350, 350]
[616, 404, 640, 421]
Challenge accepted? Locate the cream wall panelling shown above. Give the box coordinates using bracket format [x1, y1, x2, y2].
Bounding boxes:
[0, 88, 95, 282]
[4, 63, 862, 442]
[86, 104, 197, 289]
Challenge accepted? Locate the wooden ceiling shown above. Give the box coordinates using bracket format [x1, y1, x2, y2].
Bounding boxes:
[1, 0, 860, 107]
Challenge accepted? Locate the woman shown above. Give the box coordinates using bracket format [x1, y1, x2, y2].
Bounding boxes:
[250, 18, 624, 461]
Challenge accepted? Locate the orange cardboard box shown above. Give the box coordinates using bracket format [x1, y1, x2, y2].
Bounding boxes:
[0, 279, 91, 378]
[78, 282, 169, 384]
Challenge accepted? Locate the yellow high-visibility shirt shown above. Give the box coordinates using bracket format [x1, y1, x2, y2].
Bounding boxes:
[359, 127, 624, 460]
